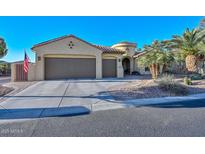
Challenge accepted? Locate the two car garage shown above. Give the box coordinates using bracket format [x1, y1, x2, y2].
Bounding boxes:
[45, 57, 117, 80]
[28, 35, 125, 81]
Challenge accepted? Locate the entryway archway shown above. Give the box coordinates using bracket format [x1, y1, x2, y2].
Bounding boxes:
[122, 58, 130, 75]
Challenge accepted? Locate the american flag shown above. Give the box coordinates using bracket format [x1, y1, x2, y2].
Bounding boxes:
[24, 51, 30, 73]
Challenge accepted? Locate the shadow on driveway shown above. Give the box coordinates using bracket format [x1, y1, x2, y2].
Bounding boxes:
[0, 106, 90, 120]
[43, 76, 147, 83]
[0, 91, 117, 103]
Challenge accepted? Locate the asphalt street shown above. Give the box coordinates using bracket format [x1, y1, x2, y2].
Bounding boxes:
[1, 100, 205, 136]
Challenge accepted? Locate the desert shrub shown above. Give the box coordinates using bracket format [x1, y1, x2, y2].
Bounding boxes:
[157, 74, 188, 95]
[157, 74, 175, 84]
[183, 77, 192, 85]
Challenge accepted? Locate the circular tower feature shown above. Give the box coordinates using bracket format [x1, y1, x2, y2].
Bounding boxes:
[112, 42, 137, 56]
[112, 42, 136, 50]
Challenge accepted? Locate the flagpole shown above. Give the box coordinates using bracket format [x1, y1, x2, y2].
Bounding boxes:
[23, 49, 29, 74]
[24, 49, 26, 58]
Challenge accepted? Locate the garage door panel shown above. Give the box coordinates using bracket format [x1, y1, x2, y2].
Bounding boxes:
[45, 58, 96, 80]
[102, 59, 117, 77]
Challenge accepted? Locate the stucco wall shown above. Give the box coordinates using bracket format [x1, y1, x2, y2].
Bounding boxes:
[28, 63, 36, 81]
[32, 36, 103, 80]
[117, 56, 124, 78]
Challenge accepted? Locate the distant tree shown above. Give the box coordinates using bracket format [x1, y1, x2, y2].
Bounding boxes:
[199, 17, 205, 30]
[0, 37, 8, 58]
[0, 64, 9, 75]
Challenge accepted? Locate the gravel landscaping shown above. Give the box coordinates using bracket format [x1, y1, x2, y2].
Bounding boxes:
[0, 85, 14, 96]
[108, 75, 205, 100]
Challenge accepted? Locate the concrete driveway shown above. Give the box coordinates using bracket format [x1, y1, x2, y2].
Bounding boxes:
[0, 79, 133, 120]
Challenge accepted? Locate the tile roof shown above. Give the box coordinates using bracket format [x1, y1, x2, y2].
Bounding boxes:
[133, 51, 147, 58]
[93, 45, 125, 54]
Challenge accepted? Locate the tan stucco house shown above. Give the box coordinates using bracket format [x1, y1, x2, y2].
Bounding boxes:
[11, 34, 149, 81]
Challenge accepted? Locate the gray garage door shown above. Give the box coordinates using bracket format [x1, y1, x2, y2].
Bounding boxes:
[102, 59, 117, 77]
[45, 58, 96, 80]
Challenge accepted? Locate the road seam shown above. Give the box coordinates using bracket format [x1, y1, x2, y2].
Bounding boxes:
[58, 80, 71, 108]
[90, 100, 102, 112]
[30, 109, 46, 137]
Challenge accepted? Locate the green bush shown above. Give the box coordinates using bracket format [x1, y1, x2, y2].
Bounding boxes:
[157, 74, 188, 95]
[183, 77, 192, 85]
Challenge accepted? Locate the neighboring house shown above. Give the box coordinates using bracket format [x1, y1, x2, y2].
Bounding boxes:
[11, 34, 149, 81]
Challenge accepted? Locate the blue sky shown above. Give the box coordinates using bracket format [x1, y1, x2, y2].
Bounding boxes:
[0, 16, 202, 62]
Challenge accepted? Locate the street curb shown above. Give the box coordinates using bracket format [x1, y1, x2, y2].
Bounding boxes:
[87, 93, 205, 112]
[124, 93, 205, 107]
[40, 106, 91, 118]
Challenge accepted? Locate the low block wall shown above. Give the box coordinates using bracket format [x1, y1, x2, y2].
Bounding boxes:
[11, 63, 28, 81]
[11, 63, 36, 82]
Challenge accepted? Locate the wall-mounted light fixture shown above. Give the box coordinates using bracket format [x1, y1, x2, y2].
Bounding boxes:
[37, 56, 41, 61]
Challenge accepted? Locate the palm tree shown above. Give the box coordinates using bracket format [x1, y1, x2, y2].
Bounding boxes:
[157, 49, 174, 73]
[0, 37, 8, 58]
[167, 28, 205, 73]
[138, 49, 158, 79]
[199, 17, 205, 30]
[138, 40, 173, 79]
[172, 50, 186, 73]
